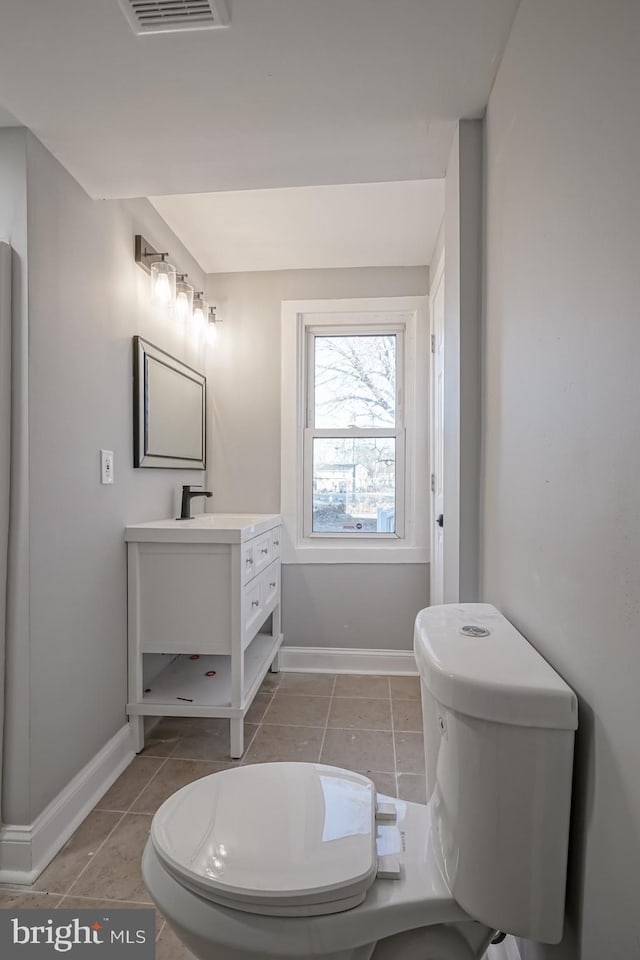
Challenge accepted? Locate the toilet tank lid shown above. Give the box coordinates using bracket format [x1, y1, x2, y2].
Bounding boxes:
[414, 604, 578, 730]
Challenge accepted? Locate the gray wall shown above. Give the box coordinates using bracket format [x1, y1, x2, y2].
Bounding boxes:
[206, 267, 430, 650]
[1, 128, 209, 823]
[443, 121, 483, 603]
[283, 565, 428, 651]
[0, 242, 11, 825]
[0, 129, 31, 826]
[482, 1, 640, 957]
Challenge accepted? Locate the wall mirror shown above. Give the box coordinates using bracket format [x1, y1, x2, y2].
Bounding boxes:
[133, 336, 206, 469]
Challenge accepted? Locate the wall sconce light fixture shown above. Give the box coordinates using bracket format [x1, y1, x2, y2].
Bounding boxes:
[175, 274, 194, 324]
[135, 234, 176, 306]
[135, 236, 220, 346]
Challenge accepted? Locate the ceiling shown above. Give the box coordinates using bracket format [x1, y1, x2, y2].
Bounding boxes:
[0, 104, 19, 126]
[151, 179, 444, 272]
[0, 0, 520, 200]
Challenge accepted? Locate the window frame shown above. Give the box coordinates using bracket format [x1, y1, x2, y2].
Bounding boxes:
[303, 322, 406, 540]
[281, 297, 429, 565]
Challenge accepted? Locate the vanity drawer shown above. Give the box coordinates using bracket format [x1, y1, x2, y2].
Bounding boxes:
[270, 526, 281, 559]
[253, 532, 272, 575]
[243, 578, 263, 639]
[242, 541, 256, 585]
[261, 561, 280, 612]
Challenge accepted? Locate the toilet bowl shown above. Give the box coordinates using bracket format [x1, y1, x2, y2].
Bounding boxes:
[142, 603, 578, 960]
[142, 762, 492, 960]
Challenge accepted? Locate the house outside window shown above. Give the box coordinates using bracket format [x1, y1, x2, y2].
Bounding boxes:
[281, 297, 429, 565]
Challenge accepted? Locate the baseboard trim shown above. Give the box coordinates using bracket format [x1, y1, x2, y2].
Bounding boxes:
[0, 724, 135, 885]
[486, 937, 522, 960]
[279, 646, 417, 675]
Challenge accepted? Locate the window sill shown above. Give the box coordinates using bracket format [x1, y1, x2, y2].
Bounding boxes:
[282, 542, 429, 565]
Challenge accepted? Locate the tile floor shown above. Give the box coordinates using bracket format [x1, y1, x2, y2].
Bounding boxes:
[0, 672, 425, 959]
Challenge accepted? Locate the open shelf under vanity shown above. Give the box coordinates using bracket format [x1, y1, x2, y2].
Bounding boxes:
[137, 631, 281, 716]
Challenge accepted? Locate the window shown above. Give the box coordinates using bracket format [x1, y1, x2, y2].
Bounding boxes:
[281, 298, 429, 564]
[305, 328, 404, 537]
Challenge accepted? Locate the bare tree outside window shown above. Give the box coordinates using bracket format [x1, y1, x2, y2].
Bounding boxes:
[314, 335, 396, 428]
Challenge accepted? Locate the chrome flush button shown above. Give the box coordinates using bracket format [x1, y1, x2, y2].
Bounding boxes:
[459, 625, 491, 638]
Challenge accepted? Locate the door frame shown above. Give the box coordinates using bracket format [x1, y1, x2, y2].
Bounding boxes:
[429, 249, 445, 605]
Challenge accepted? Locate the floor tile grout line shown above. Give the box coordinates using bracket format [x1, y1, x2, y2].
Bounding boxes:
[55, 894, 156, 906]
[388, 678, 399, 799]
[274, 694, 391, 702]
[241, 679, 280, 763]
[317, 675, 337, 765]
[239, 715, 264, 763]
[56, 810, 130, 900]
[118, 755, 170, 816]
[331, 695, 392, 701]
[94, 754, 169, 815]
[248, 680, 280, 729]
[0, 889, 64, 904]
[255, 721, 415, 732]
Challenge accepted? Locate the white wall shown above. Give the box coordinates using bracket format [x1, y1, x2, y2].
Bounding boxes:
[482, 2, 640, 957]
[206, 267, 430, 650]
[1, 129, 209, 824]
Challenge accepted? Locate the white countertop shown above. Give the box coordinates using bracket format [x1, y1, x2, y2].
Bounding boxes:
[125, 513, 281, 544]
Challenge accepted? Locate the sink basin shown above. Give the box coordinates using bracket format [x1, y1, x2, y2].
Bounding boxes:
[125, 513, 281, 544]
[193, 513, 268, 527]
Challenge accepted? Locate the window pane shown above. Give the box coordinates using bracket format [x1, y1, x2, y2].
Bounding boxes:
[312, 437, 396, 533]
[314, 335, 396, 428]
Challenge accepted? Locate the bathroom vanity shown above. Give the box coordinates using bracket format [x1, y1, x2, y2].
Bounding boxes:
[125, 513, 282, 758]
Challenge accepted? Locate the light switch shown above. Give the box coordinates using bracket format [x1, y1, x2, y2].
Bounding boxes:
[101, 449, 114, 484]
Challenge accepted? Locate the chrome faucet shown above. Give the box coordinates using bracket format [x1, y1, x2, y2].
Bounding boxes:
[179, 484, 212, 520]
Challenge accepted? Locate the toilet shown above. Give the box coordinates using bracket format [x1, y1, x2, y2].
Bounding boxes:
[142, 603, 578, 960]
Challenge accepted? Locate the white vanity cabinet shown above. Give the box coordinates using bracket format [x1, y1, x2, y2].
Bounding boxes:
[125, 514, 282, 758]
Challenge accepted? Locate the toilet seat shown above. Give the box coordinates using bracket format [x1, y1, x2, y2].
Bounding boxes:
[150, 763, 380, 917]
[143, 787, 477, 960]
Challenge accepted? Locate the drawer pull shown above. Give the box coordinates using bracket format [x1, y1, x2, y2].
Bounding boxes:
[273, 539, 279, 547]
[246, 557, 253, 565]
[269, 581, 276, 588]
[261, 547, 268, 555]
[251, 599, 260, 608]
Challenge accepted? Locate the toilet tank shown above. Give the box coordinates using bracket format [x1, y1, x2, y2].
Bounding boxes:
[414, 604, 577, 943]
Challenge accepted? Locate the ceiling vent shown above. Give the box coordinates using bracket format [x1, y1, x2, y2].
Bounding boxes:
[118, 0, 230, 35]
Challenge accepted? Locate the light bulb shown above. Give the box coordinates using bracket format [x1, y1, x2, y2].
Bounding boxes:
[192, 293, 207, 328]
[176, 291, 188, 320]
[155, 273, 170, 302]
[175, 275, 193, 324]
[206, 306, 218, 344]
[150, 258, 176, 307]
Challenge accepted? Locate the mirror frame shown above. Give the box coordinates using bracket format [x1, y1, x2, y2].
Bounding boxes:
[133, 336, 206, 470]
